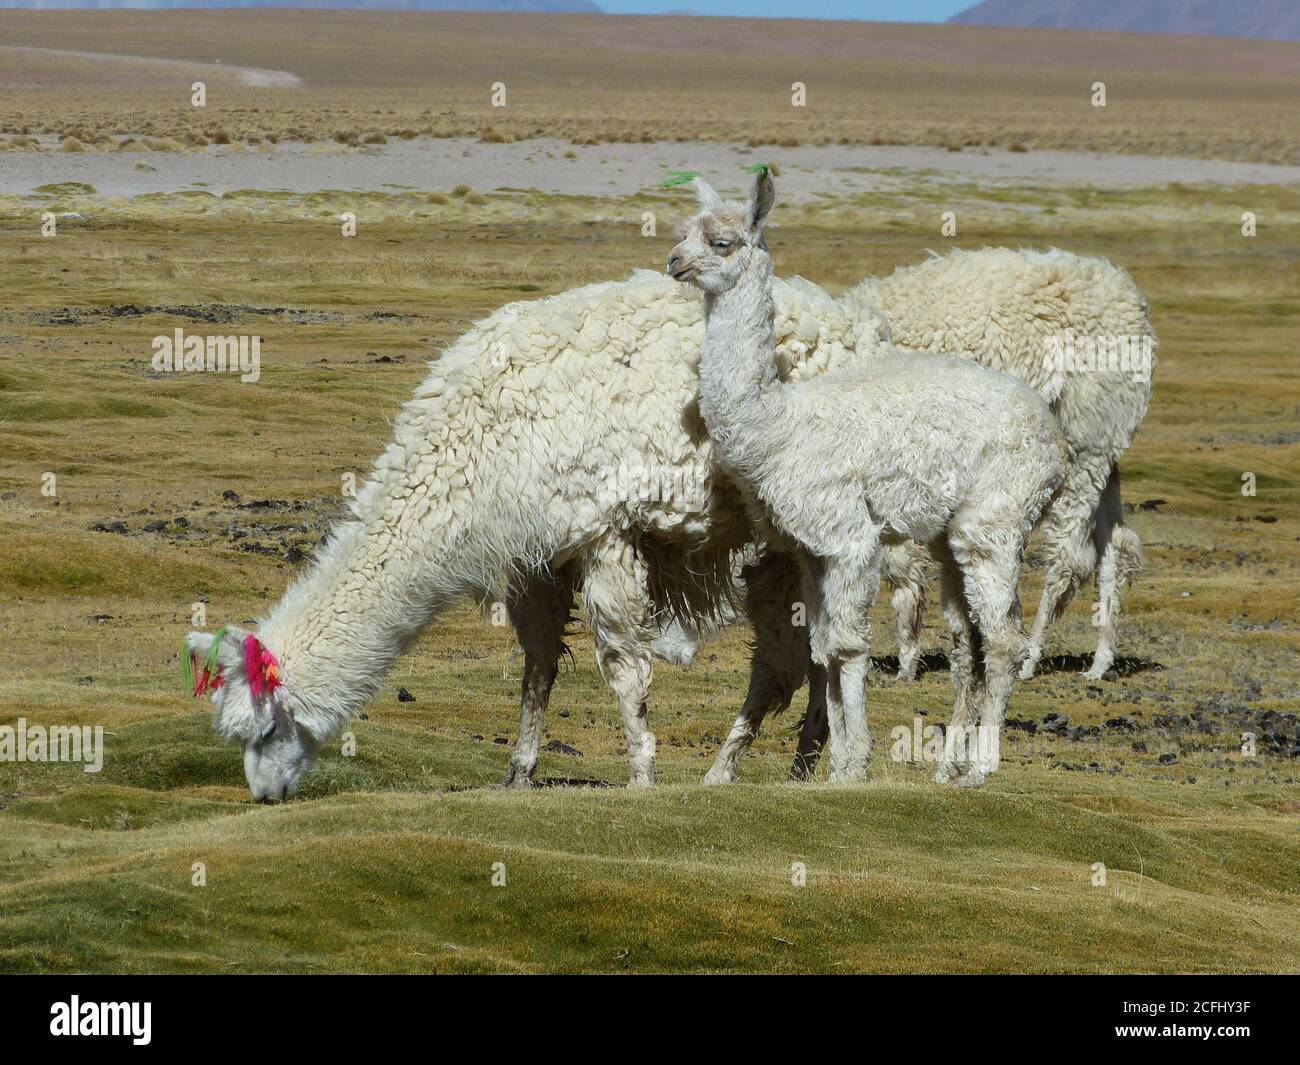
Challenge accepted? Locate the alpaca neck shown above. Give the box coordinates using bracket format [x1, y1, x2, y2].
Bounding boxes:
[697, 250, 783, 471]
[257, 503, 483, 742]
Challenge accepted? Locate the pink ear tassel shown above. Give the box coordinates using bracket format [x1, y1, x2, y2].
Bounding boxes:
[242, 634, 284, 700]
[244, 634, 265, 699]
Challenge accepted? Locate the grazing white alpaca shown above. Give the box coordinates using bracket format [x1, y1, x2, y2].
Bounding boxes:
[668, 168, 1067, 784]
[184, 267, 869, 798]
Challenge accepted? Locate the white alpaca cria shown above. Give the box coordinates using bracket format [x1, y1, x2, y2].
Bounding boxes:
[694, 247, 1156, 782]
[668, 169, 1067, 785]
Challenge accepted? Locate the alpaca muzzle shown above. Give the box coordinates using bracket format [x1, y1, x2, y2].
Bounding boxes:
[666, 253, 695, 282]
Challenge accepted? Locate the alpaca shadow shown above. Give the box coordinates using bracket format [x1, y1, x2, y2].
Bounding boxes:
[535, 776, 616, 789]
[871, 652, 951, 676]
[1031, 654, 1164, 678]
[869, 652, 1163, 679]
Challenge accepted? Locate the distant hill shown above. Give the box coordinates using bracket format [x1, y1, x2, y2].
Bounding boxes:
[948, 0, 1300, 41]
[1, 1, 602, 9]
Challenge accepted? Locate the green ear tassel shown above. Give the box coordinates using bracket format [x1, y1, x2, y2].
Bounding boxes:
[661, 170, 699, 188]
[745, 163, 772, 177]
[203, 625, 229, 677]
[181, 640, 196, 691]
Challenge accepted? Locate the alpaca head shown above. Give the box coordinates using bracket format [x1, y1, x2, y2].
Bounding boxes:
[183, 626, 319, 802]
[666, 166, 776, 295]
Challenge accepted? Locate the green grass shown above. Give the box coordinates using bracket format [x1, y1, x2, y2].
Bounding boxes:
[3, 778, 1297, 973]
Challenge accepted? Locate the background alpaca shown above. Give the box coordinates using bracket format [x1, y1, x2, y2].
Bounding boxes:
[850, 251, 1154, 681]
[670, 168, 1067, 784]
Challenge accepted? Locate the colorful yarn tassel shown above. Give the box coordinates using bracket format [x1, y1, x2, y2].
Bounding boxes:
[181, 625, 280, 699]
[244, 633, 283, 700]
[661, 170, 699, 188]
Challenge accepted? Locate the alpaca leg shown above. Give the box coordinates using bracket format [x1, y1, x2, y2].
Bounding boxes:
[706, 549, 809, 785]
[965, 616, 1022, 788]
[502, 563, 577, 788]
[798, 555, 847, 779]
[814, 546, 881, 784]
[1021, 453, 1111, 679]
[882, 540, 928, 681]
[1084, 466, 1143, 680]
[932, 550, 978, 785]
[830, 647, 873, 783]
[583, 535, 657, 788]
[952, 529, 1029, 788]
[790, 664, 828, 781]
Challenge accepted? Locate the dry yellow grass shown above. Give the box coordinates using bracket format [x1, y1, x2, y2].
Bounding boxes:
[1, 11, 1298, 162]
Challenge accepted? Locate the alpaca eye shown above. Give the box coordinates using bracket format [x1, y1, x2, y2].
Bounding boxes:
[712, 240, 732, 251]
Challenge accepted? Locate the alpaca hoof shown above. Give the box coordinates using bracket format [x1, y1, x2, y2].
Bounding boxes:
[626, 776, 655, 790]
[934, 762, 955, 785]
[895, 663, 919, 683]
[955, 769, 987, 789]
[1082, 655, 1114, 681]
[788, 758, 817, 783]
[702, 765, 734, 786]
[500, 764, 535, 789]
[1018, 655, 1041, 681]
[829, 766, 869, 785]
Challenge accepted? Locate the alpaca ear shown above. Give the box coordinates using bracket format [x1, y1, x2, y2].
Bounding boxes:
[185, 631, 216, 660]
[183, 625, 251, 697]
[691, 176, 723, 212]
[747, 166, 776, 231]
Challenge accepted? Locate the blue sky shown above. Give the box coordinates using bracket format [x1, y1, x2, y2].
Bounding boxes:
[594, 1, 971, 19]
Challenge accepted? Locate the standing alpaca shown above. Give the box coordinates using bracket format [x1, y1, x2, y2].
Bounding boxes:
[770, 251, 1156, 779]
[848, 249, 1154, 682]
[668, 168, 1067, 784]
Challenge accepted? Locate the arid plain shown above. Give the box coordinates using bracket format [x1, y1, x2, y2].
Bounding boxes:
[0, 13, 1297, 973]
